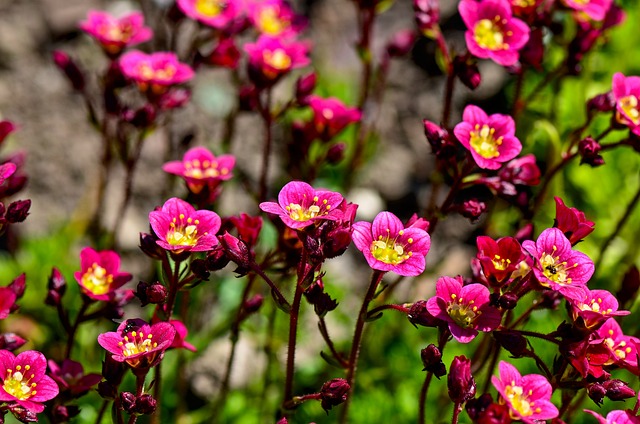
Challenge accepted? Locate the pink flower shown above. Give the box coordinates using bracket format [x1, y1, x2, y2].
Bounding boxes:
[475, 236, 525, 287]
[119, 50, 194, 88]
[259, 181, 344, 230]
[459, 0, 530, 66]
[307, 96, 362, 141]
[247, 0, 305, 37]
[79, 10, 153, 55]
[73, 247, 133, 301]
[498, 154, 540, 186]
[585, 409, 640, 424]
[352, 212, 431, 277]
[0, 287, 16, 320]
[612, 72, 640, 136]
[522, 227, 594, 301]
[453, 105, 522, 170]
[98, 319, 176, 369]
[48, 359, 102, 395]
[554, 197, 595, 245]
[162, 147, 235, 194]
[0, 350, 59, 413]
[569, 289, 629, 331]
[244, 36, 311, 87]
[177, 0, 240, 29]
[0, 120, 17, 145]
[491, 361, 558, 423]
[426, 276, 501, 342]
[169, 320, 196, 352]
[149, 197, 221, 252]
[563, 0, 612, 21]
[594, 318, 639, 371]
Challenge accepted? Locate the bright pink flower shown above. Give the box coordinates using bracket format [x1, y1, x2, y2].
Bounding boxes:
[307, 96, 362, 141]
[79, 10, 153, 55]
[352, 212, 431, 276]
[453, 105, 522, 170]
[476, 236, 525, 287]
[177, 0, 240, 29]
[47, 359, 102, 395]
[426, 276, 501, 342]
[499, 154, 540, 186]
[491, 361, 558, 423]
[73, 247, 133, 301]
[169, 320, 196, 352]
[563, 0, 612, 21]
[247, 0, 305, 37]
[612, 72, 640, 136]
[569, 289, 629, 331]
[585, 409, 640, 424]
[594, 318, 639, 371]
[162, 147, 235, 195]
[259, 181, 344, 230]
[554, 197, 595, 245]
[149, 197, 221, 252]
[0, 287, 16, 320]
[0, 350, 59, 413]
[98, 319, 176, 369]
[522, 227, 594, 301]
[459, 0, 530, 66]
[119, 51, 194, 88]
[244, 36, 311, 86]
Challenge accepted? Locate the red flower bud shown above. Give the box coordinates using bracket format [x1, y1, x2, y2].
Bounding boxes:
[0, 332, 27, 351]
[5, 199, 30, 223]
[133, 394, 157, 415]
[319, 378, 350, 412]
[578, 137, 605, 167]
[52, 50, 86, 92]
[448, 355, 476, 404]
[421, 344, 446, 377]
[295, 72, 317, 105]
[603, 379, 635, 401]
[407, 300, 441, 328]
[45, 267, 67, 306]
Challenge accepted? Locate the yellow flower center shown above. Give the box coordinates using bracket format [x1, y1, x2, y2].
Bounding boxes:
[446, 294, 479, 329]
[539, 247, 578, 286]
[263, 49, 292, 71]
[492, 254, 511, 271]
[618, 95, 640, 125]
[285, 196, 331, 223]
[470, 124, 503, 159]
[473, 17, 508, 51]
[167, 214, 203, 246]
[504, 384, 539, 417]
[118, 331, 158, 357]
[3, 365, 37, 400]
[579, 297, 612, 314]
[370, 229, 413, 265]
[195, 0, 225, 17]
[82, 263, 113, 295]
[183, 159, 229, 180]
[258, 7, 287, 35]
[512, 0, 537, 6]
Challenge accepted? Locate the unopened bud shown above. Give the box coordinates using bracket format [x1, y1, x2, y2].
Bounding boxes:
[97, 381, 118, 400]
[386, 29, 417, 58]
[420, 344, 446, 377]
[326, 143, 346, 164]
[5, 199, 30, 223]
[304, 279, 338, 317]
[139, 232, 165, 260]
[136, 281, 167, 306]
[587, 383, 606, 406]
[448, 355, 475, 403]
[407, 300, 441, 328]
[133, 394, 157, 415]
[218, 232, 252, 269]
[120, 391, 137, 413]
[603, 379, 635, 401]
[493, 330, 528, 358]
[8, 274, 26, 299]
[319, 378, 350, 412]
[578, 137, 604, 167]
[205, 246, 230, 271]
[52, 405, 80, 422]
[243, 294, 264, 315]
[295, 73, 317, 105]
[414, 0, 440, 38]
[45, 267, 67, 306]
[453, 55, 481, 90]
[0, 332, 27, 351]
[52, 50, 85, 92]
[498, 293, 518, 310]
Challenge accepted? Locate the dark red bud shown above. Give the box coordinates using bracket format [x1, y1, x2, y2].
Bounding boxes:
[603, 379, 636, 401]
[52, 405, 80, 422]
[304, 279, 338, 317]
[448, 355, 476, 404]
[5, 199, 30, 223]
[139, 232, 166, 260]
[386, 29, 417, 58]
[420, 344, 446, 377]
[218, 232, 252, 269]
[97, 381, 118, 400]
[205, 246, 230, 271]
[45, 267, 67, 306]
[243, 294, 264, 315]
[120, 391, 137, 413]
[578, 137, 605, 167]
[133, 394, 157, 415]
[0, 333, 27, 351]
[453, 55, 481, 90]
[7, 403, 38, 422]
[587, 383, 606, 406]
[189, 258, 210, 280]
[498, 293, 518, 310]
[238, 86, 259, 111]
[326, 142, 346, 164]
[295, 72, 317, 105]
[465, 393, 494, 421]
[319, 378, 350, 412]
[136, 281, 167, 306]
[8, 274, 26, 299]
[493, 330, 528, 358]
[52, 50, 85, 92]
[587, 92, 615, 113]
[407, 300, 441, 328]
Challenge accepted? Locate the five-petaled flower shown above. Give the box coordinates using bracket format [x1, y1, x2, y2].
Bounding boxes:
[176, 0, 240, 29]
[594, 318, 639, 372]
[475, 236, 525, 287]
[426, 276, 501, 342]
[119, 51, 194, 91]
[97, 319, 176, 369]
[307, 95, 362, 141]
[569, 288, 629, 331]
[73, 247, 133, 301]
[612, 72, 640, 136]
[259, 181, 344, 230]
[352, 212, 431, 277]
[491, 361, 559, 423]
[149, 197, 221, 252]
[454, 105, 522, 170]
[247, 0, 305, 37]
[162, 147, 235, 195]
[48, 359, 102, 395]
[0, 350, 59, 413]
[244, 36, 310, 87]
[522, 227, 594, 301]
[79, 10, 153, 55]
[459, 0, 530, 66]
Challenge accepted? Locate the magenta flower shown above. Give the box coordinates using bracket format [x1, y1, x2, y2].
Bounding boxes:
[426, 276, 501, 342]
[149, 197, 221, 252]
[476, 236, 525, 287]
[169, 320, 196, 352]
[459, 0, 530, 66]
[247, 0, 305, 37]
[307, 95, 362, 141]
[162, 147, 235, 194]
[453, 105, 522, 170]
[177, 0, 240, 29]
[554, 197, 595, 245]
[352, 212, 431, 277]
[585, 409, 640, 424]
[0, 350, 59, 413]
[612, 72, 640, 136]
[73, 247, 133, 301]
[595, 318, 639, 371]
[498, 154, 540, 186]
[569, 289, 629, 331]
[491, 361, 558, 423]
[244, 36, 311, 86]
[98, 319, 176, 369]
[259, 181, 344, 230]
[119, 50, 194, 89]
[48, 359, 102, 395]
[79, 10, 153, 55]
[0, 287, 16, 320]
[522, 228, 594, 301]
[563, 0, 612, 21]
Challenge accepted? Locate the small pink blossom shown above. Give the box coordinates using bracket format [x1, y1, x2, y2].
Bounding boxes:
[491, 361, 558, 423]
[119, 50, 194, 89]
[585, 409, 640, 424]
[554, 197, 595, 244]
[169, 320, 196, 352]
[259, 181, 344, 230]
[177, 0, 241, 29]
[307, 95, 362, 141]
[522, 227, 594, 301]
[453, 105, 522, 170]
[162, 147, 235, 194]
[79, 10, 153, 55]
[73, 247, 133, 301]
[247, 0, 305, 37]
[426, 276, 501, 342]
[612, 72, 640, 136]
[0, 350, 59, 413]
[459, 0, 530, 66]
[475, 236, 525, 287]
[149, 197, 221, 252]
[244, 36, 311, 86]
[352, 212, 431, 277]
[563, 0, 612, 21]
[48, 359, 102, 395]
[98, 319, 176, 369]
[594, 318, 639, 371]
[569, 289, 629, 331]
